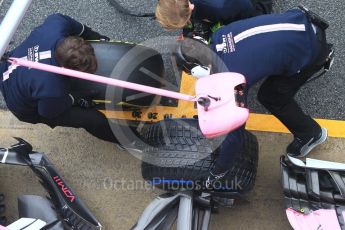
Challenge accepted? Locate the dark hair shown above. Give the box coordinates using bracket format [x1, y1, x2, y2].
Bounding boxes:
[55, 36, 97, 73]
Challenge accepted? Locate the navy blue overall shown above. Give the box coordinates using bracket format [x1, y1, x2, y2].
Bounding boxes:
[0, 14, 83, 122]
[0, 14, 118, 143]
[210, 9, 328, 172]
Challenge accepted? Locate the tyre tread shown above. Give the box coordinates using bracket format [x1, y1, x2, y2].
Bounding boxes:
[141, 119, 258, 192]
[0, 193, 6, 226]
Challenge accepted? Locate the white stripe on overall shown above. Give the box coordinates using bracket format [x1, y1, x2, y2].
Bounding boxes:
[233, 23, 307, 44]
[2, 50, 52, 81]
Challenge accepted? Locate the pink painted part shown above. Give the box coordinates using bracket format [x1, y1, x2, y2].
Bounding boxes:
[286, 208, 341, 230]
[0, 226, 8, 230]
[9, 58, 195, 102]
[195, 72, 249, 138]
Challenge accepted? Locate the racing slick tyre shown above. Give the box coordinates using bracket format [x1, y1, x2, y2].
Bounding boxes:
[0, 193, 6, 225]
[141, 119, 258, 192]
[73, 41, 164, 107]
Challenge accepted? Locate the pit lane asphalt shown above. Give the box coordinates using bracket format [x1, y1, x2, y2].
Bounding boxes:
[0, 0, 344, 119]
[0, 0, 344, 229]
[1, 112, 344, 229]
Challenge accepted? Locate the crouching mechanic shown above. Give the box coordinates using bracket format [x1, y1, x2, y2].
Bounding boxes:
[0, 14, 120, 144]
[178, 7, 333, 186]
[156, 0, 273, 40]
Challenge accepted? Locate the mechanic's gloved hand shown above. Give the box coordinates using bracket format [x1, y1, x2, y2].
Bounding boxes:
[182, 19, 212, 42]
[192, 20, 212, 42]
[81, 25, 110, 41]
[75, 97, 95, 109]
[69, 90, 99, 109]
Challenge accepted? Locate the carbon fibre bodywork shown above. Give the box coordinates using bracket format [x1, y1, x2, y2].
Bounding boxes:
[0, 138, 102, 230]
[280, 155, 345, 229]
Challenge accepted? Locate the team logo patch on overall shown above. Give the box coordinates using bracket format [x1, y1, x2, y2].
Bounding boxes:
[216, 32, 235, 54]
[27, 45, 40, 62]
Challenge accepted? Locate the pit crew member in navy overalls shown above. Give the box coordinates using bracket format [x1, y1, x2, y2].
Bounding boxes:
[156, 0, 273, 40]
[178, 7, 332, 186]
[0, 14, 121, 144]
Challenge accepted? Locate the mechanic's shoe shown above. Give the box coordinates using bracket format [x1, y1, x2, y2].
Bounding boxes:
[205, 170, 229, 189]
[287, 128, 328, 158]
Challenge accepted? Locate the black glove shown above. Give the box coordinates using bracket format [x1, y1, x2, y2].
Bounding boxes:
[70, 90, 99, 109]
[0, 52, 9, 63]
[81, 25, 110, 41]
[192, 20, 212, 41]
[182, 19, 212, 42]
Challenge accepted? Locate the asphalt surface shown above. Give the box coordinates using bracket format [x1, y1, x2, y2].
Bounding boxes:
[0, 0, 344, 119]
[0, 111, 345, 230]
[1, 111, 344, 230]
[0, 0, 345, 229]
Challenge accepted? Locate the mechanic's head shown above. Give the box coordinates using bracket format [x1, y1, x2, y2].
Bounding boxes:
[176, 37, 212, 73]
[156, 0, 194, 30]
[55, 36, 97, 73]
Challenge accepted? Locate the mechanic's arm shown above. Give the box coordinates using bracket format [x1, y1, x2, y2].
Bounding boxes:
[42, 13, 109, 40]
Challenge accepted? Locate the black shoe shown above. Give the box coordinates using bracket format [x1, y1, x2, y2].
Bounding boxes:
[287, 128, 327, 158]
[205, 170, 229, 189]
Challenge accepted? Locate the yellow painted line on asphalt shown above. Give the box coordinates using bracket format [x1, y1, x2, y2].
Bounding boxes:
[246, 113, 290, 133]
[247, 113, 345, 138]
[101, 109, 345, 138]
[98, 72, 345, 138]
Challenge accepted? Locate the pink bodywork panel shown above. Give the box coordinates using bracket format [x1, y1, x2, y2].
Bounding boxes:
[286, 208, 342, 230]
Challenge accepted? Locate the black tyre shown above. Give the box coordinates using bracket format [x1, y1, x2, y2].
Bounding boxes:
[73, 41, 164, 107]
[141, 119, 258, 193]
[0, 193, 6, 226]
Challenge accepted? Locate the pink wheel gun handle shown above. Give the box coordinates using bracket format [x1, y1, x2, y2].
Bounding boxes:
[196, 72, 249, 138]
